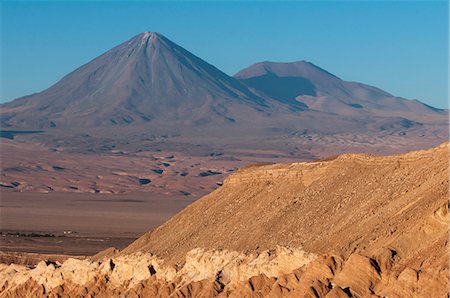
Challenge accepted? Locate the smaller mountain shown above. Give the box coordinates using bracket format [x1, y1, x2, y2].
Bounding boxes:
[235, 61, 445, 119]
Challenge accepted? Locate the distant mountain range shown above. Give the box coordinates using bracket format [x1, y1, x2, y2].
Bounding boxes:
[0, 32, 446, 137]
[235, 61, 443, 116]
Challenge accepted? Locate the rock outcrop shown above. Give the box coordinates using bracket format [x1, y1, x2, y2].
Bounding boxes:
[1, 247, 316, 297]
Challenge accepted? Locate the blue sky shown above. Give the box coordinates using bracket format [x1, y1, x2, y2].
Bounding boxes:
[1, 1, 448, 108]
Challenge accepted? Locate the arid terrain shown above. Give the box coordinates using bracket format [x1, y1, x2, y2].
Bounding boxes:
[0, 31, 448, 297]
[0, 192, 195, 256]
[1, 126, 446, 257]
[2, 127, 446, 195]
[1, 143, 448, 297]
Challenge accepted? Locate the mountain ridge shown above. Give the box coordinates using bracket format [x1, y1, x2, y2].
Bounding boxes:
[0, 32, 447, 147]
[234, 60, 444, 118]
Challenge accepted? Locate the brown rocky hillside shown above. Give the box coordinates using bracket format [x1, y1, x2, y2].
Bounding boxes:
[1, 143, 448, 297]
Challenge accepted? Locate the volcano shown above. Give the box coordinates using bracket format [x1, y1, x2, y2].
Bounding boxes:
[0, 32, 275, 129]
[0, 32, 447, 140]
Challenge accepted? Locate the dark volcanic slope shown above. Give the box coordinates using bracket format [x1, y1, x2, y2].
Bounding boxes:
[0, 32, 272, 129]
[235, 61, 445, 119]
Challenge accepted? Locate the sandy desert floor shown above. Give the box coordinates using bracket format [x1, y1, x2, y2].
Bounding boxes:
[0, 192, 195, 255]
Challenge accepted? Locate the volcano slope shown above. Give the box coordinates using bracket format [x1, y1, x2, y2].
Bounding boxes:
[1, 143, 448, 297]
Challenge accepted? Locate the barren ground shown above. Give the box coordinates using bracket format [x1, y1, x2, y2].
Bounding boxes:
[0, 192, 194, 255]
[1, 143, 447, 297]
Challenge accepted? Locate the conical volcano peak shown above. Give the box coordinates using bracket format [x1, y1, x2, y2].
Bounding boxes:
[138, 31, 164, 40]
[141, 32, 151, 40]
[0, 31, 270, 128]
[131, 31, 166, 47]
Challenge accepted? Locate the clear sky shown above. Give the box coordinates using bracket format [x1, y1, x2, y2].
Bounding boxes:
[1, 1, 448, 108]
